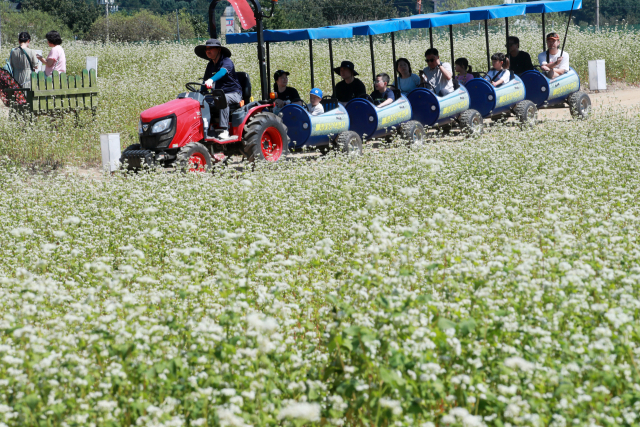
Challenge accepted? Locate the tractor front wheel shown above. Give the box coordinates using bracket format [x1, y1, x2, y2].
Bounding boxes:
[177, 142, 212, 172]
[243, 112, 289, 163]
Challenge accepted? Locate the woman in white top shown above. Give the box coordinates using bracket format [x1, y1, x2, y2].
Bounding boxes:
[393, 58, 420, 95]
[485, 53, 510, 87]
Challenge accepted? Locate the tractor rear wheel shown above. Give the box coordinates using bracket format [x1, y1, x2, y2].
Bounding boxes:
[243, 112, 289, 163]
[513, 100, 538, 126]
[459, 109, 483, 137]
[177, 142, 212, 172]
[400, 120, 427, 147]
[567, 91, 591, 119]
[334, 131, 363, 156]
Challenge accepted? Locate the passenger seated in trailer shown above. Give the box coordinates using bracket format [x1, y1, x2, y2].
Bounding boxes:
[420, 48, 454, 96]
[196, 38, 242, 141]
[333, 60, 367, 106]
[393, 58, 420, 95]
[307, 88, 325, 116]
[538, 32, 569, 80]
[370, 73, 396, 108]
[455, 57, 474, 86]
[485, 53, 511, 87]
[507, 36, 534, 76]
[273, 69, 303, 113]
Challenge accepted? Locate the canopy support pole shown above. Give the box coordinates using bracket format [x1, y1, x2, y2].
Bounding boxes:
[369, 35, 376, 82]
[391, 32, 397, 84]
[542, 12, 546, 53]
[449, 25, 454, 69]
[505, 17, 509, 55]
[560, 0, 576, 56]
[429, 28, 433, 49]
[309, 39, 315, 89]
[484, 19, 490, 71]
[266, 41, 271, 89]
[329, 38, 335, 95]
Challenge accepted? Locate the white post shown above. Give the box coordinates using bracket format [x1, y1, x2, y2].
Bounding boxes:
[86, 56, 98, 76]
[588, 60, 606, 91]
[100, 133, 121, 172]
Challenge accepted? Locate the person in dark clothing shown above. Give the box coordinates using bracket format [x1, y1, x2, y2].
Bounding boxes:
[507, 36, 534, 76]
[332, 61, 366, 105]
[195, 39, 242, 140]
[272, 70, 303, 112]
[370, 73, 395, 108]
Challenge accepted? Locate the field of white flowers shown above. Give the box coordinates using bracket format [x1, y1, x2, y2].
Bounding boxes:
[2, 95, 640, 426]
[0, 20, 639, 164]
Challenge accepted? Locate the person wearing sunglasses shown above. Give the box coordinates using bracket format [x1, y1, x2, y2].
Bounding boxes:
[420, 48, 454, 96]
[538, 32, 569, 80]
[507, 36, 534, 76]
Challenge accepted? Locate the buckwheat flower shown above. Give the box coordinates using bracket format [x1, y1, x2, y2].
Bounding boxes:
[504, 356, 535, 373]
[277, 402, 321, 422]
[217, 407, 250, 427]
[221, 388, 236, 397]
[379, 398, 402, 415]
[605, 307, 633, 328]
[9, 227, 32, 237]
[142, 207, 158, 214]
[63, 216, 81, 225]
[191, 419, 206, 427]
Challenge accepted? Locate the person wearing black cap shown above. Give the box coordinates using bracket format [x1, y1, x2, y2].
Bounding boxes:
[273, 70, 303, 112]
[195, 39, 242, 140]
[332, 61, 367, 106]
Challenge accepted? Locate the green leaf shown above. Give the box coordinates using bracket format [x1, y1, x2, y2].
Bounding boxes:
[437, 318, 457, 332]
[459, 318, 477, 337]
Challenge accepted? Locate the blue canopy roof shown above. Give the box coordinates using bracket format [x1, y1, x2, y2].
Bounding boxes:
[226, 27, 353, 44]
[515, 0, 582, 13]
[400, 12, 470, 28]
[439, 4, 526, 20]
[328, 18, 411, 36]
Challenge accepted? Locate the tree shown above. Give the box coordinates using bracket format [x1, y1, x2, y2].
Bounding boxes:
[20, 0, 100, 35]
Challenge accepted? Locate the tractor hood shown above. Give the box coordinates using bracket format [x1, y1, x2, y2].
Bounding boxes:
[141, 98, 200, 122]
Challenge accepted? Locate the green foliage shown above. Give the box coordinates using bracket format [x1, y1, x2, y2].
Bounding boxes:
[20, 0, 100, 35]
[0, 2, 73, 44]
[85, 9, 195, 42]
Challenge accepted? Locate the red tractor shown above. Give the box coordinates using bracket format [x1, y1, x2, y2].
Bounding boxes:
[121, 78, 289, 171]
[121, 0, 288, 171]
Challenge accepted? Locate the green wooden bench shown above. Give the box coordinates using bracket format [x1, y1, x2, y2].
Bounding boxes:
[5, 68, 98, 114]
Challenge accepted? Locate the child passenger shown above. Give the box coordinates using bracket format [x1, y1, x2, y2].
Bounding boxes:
[370, 73, 395, 108]
[307, 88, 324, 116]
[455, 58, 474, 86]
[485, 53, 510, 87]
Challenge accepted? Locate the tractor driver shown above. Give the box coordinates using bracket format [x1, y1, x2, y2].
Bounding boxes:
[538, 32, 569, 80]
[195, 39, 242, 140]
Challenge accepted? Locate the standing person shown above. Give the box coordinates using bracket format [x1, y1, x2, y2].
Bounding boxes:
[272, 70, 303, 113]
[507, 36, 534, 76]
[485, 53, 511, 87]
[454, 57, 474, 86]
[10, 32, 38, 88]
[195, 38, 242, 140]
[420, 48, 453, 96]
[332, 61, 366, 106]
[393, 58, 420, 95]
[370, 73, 395, 108]
[538, 32, 569, 79]
[36, 31, 66, 76]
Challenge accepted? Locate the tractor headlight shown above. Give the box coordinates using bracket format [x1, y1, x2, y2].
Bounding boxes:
[138, 119, 143, 134]
[151, 118, 173, 134]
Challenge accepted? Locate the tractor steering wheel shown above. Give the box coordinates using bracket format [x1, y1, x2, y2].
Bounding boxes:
[185, 82, 213, 94]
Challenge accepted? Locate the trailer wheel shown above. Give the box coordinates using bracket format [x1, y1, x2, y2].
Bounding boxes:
[567, 91, 591, 119]
[514, 100, 538, 126]
[400, 120, 427, 146]
[243, 112, 289, 163]
[334, 131, 363, 156]
[177, 142, 212, 172]
[459, 109, 483, 137]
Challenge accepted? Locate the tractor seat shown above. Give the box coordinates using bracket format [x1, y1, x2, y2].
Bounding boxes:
[320, 95, 338, 111]
[236, 72, 252, 104]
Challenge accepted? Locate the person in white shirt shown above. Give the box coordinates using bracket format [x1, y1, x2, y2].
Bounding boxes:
[307, 88, 324, 116]
[485, 53, 511, 87]
[420, 48, 454, 96]
[538, 32, 569, 80]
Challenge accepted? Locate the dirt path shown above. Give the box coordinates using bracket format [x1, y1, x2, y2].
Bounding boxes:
[538, 84, 640, 120]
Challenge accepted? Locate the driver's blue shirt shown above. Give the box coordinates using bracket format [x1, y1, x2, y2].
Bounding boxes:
[203, 56, 242, 94]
